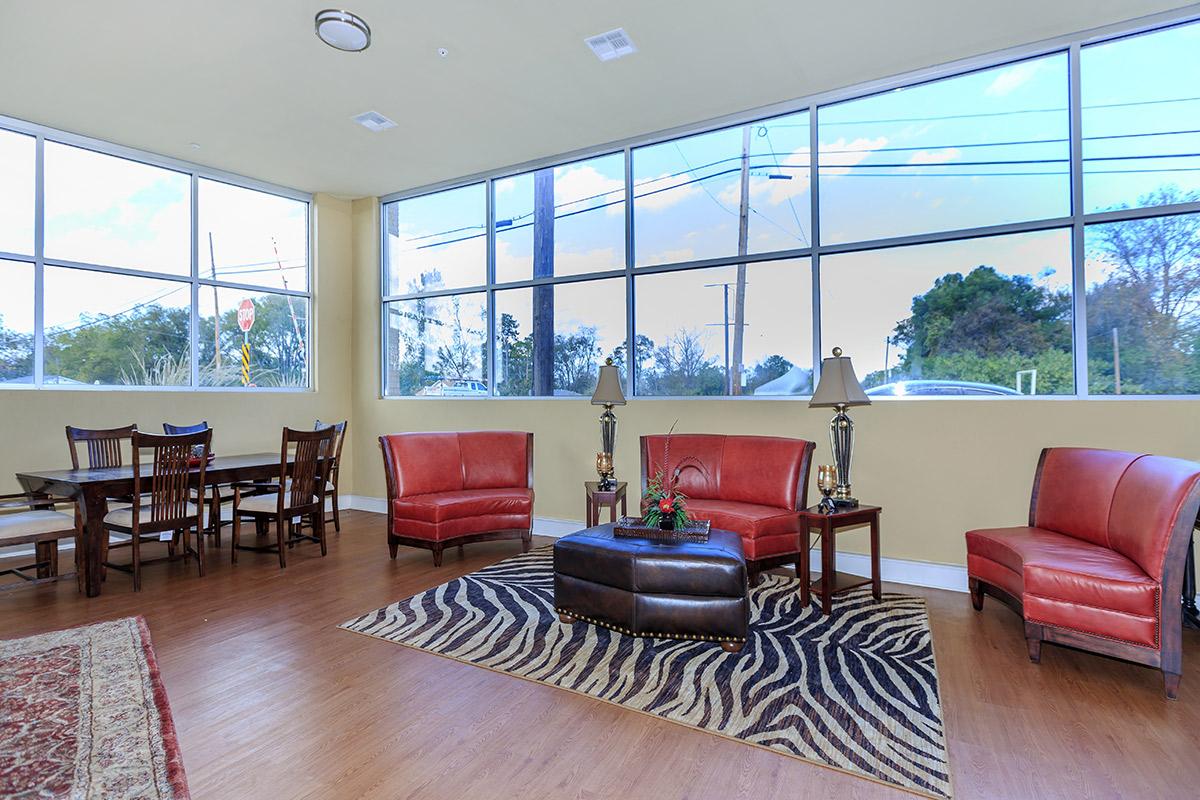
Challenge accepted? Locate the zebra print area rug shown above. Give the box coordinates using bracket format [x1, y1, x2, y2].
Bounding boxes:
[341, 548, 951, 798]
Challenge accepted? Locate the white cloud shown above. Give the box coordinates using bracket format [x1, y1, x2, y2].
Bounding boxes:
[553, 164, 624, 216]
[985, 61, 1042, 97]
[907, 148, 961, 165]
[640, 247, 696, 267]
[635, 172, 702, 212]
[818, 137, 889, 177]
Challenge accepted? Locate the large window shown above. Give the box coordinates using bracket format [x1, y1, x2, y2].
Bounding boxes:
[380, 15, 1200, 399]
[0, 126, 310, 390]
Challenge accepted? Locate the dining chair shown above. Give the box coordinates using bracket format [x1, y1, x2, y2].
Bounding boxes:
[163, 421, 233, 547]
[65, 424, 137, 573]
[231, 426, 335, 569]
[0, 492, 77, 589]
[315, 419, 348, 532]
[101, 429, 211, 591]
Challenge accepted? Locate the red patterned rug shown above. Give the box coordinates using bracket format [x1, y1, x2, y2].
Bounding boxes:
[0, 617, 190, 799]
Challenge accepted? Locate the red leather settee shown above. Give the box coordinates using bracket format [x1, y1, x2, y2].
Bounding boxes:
[641, 433, 815, 583]
[379, 431, 534, 566]
[966, 447, 1200, 698]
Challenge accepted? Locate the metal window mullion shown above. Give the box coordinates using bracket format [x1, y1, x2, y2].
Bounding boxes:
[189, 174, 199, 388]
[379, 200, 390, 398]
[1069, 43, 1089, 398]
[809, 105, 822, 387]
[624, 145, 636, 398]
[33, 134, 44, 387]
[486, 178, 496, 396]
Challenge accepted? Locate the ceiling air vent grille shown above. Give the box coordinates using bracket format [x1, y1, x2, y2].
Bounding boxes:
[353, 111, 397, 132]
[586, 28, 637, 62]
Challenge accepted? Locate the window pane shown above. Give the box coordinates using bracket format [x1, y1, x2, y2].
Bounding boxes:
[384, 293, 487, 396]
[44, 142, 190, 275]
[0, 130, 34, 256]
[199, 179, 308, 292]
[495, 153, 625, 283]
[1085, 213, 1200, 394]
[634, 259, 812, 396]
[821, 230, 1073, 396]
[494, 278, 626, 396]
[1082, 21, 1200, 213]
[818, 54, 1069, 244]
[199, 288, 309, 388]
[0, 261, 34, 383]
[43, 267, 191, 386]
[385, 184, 485, 295]
[633, 111, 811, 266]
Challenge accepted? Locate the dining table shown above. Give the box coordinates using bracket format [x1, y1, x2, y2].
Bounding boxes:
[16, 452, 304, 597]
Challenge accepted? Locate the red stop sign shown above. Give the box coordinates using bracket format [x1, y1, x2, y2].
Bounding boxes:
[237, 299, 255, 333]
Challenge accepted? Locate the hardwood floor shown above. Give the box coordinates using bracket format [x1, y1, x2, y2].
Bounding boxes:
[2, 510, 1198, 799]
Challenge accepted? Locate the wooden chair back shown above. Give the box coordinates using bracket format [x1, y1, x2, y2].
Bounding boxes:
[66, 424, 137, 470]
[279, 427, 335, 514]
[163, 421, 209, 435]
[315, 419, 348, 482]
[130, 430, 211, 534]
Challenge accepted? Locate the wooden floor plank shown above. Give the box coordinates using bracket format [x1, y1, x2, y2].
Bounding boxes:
[2, 510, 1198, 799]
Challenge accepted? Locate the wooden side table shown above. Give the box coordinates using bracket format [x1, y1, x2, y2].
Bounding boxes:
[585, 481, 627, 527]
[802, 504, 882, 615]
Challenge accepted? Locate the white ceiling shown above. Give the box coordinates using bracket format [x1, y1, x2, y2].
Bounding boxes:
[0, 1, 1192, 198]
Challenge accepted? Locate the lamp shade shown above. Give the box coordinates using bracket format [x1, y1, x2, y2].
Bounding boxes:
[591, 359, 626, 406]
[809, 348, 871, 408]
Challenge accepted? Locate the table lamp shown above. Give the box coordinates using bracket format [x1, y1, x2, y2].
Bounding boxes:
[809, 347, 871, 507]
[591, 358, 626, 490]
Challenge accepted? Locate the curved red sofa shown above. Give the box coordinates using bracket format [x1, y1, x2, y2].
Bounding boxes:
[966, 447, 1200, 698]
[379, 431, 534, 565]
[640, 433, 815, 583]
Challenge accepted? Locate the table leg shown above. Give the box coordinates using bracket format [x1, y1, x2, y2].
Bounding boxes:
[586, 495, 594, 527]
[821, 520, 834, 615]
[870, 513, 882, 602]
[77, 487, 108, 597]
[620, 494, 627, 518]
[799, 524, 811, 608]
[609, 501, 617, 524]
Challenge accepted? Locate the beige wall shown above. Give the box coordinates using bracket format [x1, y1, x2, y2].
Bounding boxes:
[0, 193, 356, 496]
[348, 199, 1200, 568]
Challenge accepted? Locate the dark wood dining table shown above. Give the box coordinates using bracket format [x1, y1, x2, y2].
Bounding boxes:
[16, 452, 299, 597]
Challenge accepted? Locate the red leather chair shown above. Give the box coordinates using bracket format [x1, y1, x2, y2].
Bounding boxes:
[640, 433, 815, 584]
[966, 447, 1200, 698]
[379, 431, 534, 566]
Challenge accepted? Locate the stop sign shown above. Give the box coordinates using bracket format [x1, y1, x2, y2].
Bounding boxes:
[237, 299, 255, 333]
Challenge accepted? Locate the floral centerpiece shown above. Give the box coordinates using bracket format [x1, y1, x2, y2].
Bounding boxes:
[641, 423, 708, 530]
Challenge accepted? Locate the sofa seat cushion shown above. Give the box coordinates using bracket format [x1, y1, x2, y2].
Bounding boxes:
[683, 499, 800, 561]
[394, 488, 533, 525]
[966, 525, 1159, 644]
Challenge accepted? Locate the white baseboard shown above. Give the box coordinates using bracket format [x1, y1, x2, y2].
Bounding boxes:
[345, 497, 968, 593]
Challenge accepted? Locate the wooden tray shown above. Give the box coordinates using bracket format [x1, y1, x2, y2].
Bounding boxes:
[613, 516, 711, 543]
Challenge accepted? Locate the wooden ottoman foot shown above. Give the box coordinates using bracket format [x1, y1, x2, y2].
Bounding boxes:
[558, 613, 577, 624]
[720, 641, 744, 653]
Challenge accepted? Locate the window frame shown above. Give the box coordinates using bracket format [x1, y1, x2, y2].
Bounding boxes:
[379, 9, 1200, 401]
[0, 113, 313, 393]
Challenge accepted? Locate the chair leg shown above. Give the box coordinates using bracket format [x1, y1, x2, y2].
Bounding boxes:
[132, 532, 142, 592]
[35, 541, 53, 578]
[969, 578, 984, 611]
[522, 529, 532, 553]
[1164, 671, 1182, 700]
[388, 536, 399, 559]
[196, 524, 206, 577]
[1024, 622, 1043, 663]
[432, 545, 443, 567]
[276, 514, 287, 569]
[232, 509, 241, 564]
[210, 493, 222, 548]
[318, 510, 328, 556]
[332, 487, 341, 533]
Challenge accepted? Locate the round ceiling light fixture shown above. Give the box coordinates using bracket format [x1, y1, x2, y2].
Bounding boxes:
[315, 9, 371, 52]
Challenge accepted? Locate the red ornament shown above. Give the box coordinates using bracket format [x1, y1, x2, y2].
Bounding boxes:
[658, 497, 675, 513]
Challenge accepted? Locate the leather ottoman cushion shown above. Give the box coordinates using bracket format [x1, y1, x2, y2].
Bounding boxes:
[553, 524, 746, 597]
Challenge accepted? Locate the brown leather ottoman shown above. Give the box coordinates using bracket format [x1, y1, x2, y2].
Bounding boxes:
[553, 523, 750, 652]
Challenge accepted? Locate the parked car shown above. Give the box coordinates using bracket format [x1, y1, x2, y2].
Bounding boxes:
[417, 379, 489, 397]
[865, 379, 1021, 397]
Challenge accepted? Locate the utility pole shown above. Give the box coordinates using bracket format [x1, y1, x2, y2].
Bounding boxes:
[532, 168, 555, 396]
[705, 280, 750, 394]
[1112, 327, 1122, 395]
[731, 125, 751, 395]
[208, 232, 221, 367]
[883, 337, 890, 383]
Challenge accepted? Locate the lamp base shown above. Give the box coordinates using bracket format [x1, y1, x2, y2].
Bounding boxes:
[597, 475, 617, 491]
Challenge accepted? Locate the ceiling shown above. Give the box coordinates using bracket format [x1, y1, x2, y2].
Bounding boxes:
[0, 1, 1192, 198]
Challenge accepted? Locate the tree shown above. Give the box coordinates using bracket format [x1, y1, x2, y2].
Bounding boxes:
[554, 326, 601, 395]
[433, 295, 484, 380]
[0, 317, 33, 381]
[641, 329, 725, 395]
[746, 355, 795, 393]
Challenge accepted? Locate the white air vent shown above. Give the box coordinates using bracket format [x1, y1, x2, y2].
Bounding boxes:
[353, 111, 397, 132]
[586, 28, 636, 62]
